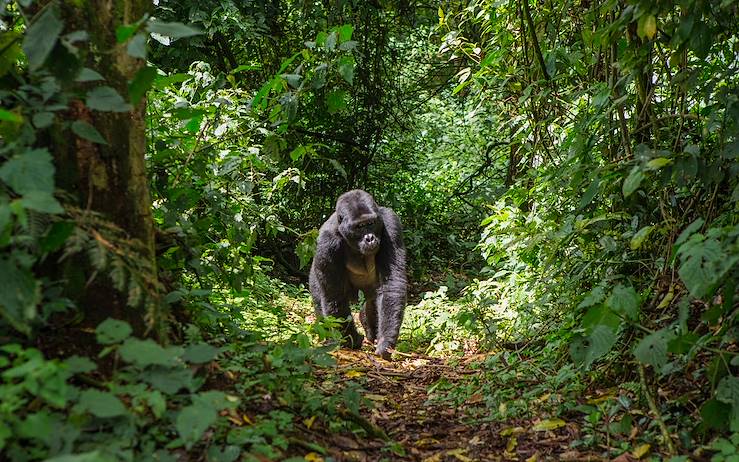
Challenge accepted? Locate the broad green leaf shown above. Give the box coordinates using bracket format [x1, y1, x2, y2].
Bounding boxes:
[22, 4, 63, 71]
[581, 305, 620, 332]
[674, 218, 704, 247]
[44, 451, 115, 462]
[0, 31, 22, 77]
[64, 355, 97, 373]
[118, 338, 182, 367]
[585, 325, 617, 366]
[646, 157, 672, 169]
[40, 221, 74, 253]
[700, 399, 730, 430]
[623, 166, 645, 197]
[182, 343, 220, 364]
[637, 15, 657, 40]
[338, 56, 355, 85]
[0, 109, 22, 123]
[32, 112, 54, 128]
[579, 177, 599, 209]
[0, 258, 39, 334]
[71, 120, 108, 145]
[633, 329, 673, 369]
[606, 284, 639, 320]
[147, 21, 201, 39]
[116, 24, 139, 43]
[20, 191, 64, 214]
[716, 376, 739, 430]
[145, 390, 167, 418]
[144, 366, 194, 394]
[76, 68, 104, 82]
[95, 318, 132, 344]
[127, 33, 147, 59]
[532, 418, 566, 431]
[176, 402, 217, 447]
[78, 389, 127, 418]
[677, 234, 737, 299]
[129, 66, 158, 104]
[630, 226, 653, 250]
[326, 90, 347, 114]
[207, 446, 241, 462]
[578, 286, 605, 308]
[328, 159, 347, 179]
[86, 86, 132, 112]
[0, 148, 55, 194]
[337, 24, 353, 42]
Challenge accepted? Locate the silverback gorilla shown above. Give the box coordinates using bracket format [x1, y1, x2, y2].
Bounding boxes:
[309, 190, 407, 359]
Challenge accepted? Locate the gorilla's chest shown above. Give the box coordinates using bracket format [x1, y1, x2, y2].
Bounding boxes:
[346, 255, 378, 290]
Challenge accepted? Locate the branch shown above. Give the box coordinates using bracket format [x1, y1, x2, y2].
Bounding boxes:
[521, 0, 550, 80]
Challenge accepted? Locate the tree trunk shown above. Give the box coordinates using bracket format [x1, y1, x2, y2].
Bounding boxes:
[52, 0, 159, 335]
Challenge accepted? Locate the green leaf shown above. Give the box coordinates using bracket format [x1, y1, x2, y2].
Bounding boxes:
[64, 355, 97, 373]
[716, 375, 739, 431]
[22, 4, 64, 71]
[0, 109, 22, 123]
[119, 338, 182, 367]
[116, 24, 139, 43]
[176, 402, 217, 448]
[637, 14, 657, 40]
[129, 66, 158, 104]
[646, 157, 672, 169]
[630, 225, 653, 250]
[95, 318, 132, 344]
[326, 90, 347, 114]
[633, 329, 673, 369]
[0, 148, 55, 194]
[44, 451, 115, 462]
[20, 191, 64, 214]
[182, 343, 220, 364]
[570, 325, 617, 367]
[76, 68, 104, 82]
[677, 233, 737, 299]
[328, 159, 347, 179]
[32, 112, 54, 128]
[147, 21, 202, 39]
[579, 177, 599, 209]
[606, 284, 639, 320]
[338, 56, 354, 85]
[700, 399, 730, 430]
[337, 24, 353, 42]
[145, 390, 167, 418]
[674, 218, 704, 247]
[622, 166, 645, 197]
[581, 305, 621, 332]
[0, 258, 40, 335]
[78, 389, 127, 418]
[86, 86, 132, 112]
[126, 33, 147, 59]
[40, 221, 75, 253]
[144, 366, 194, 394]
[71, 120, 108, 145]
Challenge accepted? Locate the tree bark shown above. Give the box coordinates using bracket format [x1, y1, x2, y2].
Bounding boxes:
[52, 0, 158, 335]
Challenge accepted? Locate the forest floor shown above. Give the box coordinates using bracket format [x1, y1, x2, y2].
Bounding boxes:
[305, 349, 607, 462]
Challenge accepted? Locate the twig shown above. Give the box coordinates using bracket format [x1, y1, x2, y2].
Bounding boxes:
[639, 364, 676, 455]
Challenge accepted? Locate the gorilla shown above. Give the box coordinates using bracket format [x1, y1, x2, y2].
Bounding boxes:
[309, 190, 407, 359]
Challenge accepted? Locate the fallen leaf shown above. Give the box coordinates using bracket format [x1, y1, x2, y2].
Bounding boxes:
[532, 418, 566, 431]
[506, 436, 518, 452]
[632, 443, 650, 459]
[242, 414, 254, 425]
[526, 453, 540, 462]
[468, 393, 484, 404]
[422, 454, 442, 462]
[303, 415, 316, 429]
[345, 369, 364, 378]
[415, 437, 440, 447]
[500, 426, 525, 436]
[447, 448, 473, 462]
[304, 452, 323, 462]
[364, 393, 386, 401]
[536, 393, 551, 403]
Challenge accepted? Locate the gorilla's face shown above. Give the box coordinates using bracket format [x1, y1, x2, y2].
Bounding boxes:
[336, 191, 384, 256]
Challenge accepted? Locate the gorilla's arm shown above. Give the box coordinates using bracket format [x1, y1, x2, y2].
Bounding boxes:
[375, 207, 407, 356]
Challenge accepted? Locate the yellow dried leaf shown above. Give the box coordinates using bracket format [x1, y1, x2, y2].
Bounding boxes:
[303, 415, 316, 429]
[506, 436, 518, 452]
[304, 452, 323, 462]
[242, 414, 254, 425]
[447, 449, 473, 462]
[536, 393, 551, 403]
[500, 426, 525, 436]
[499, 402, 507, 416]
[344, 369, 364, 378]
[632, 443, 651, 459]
[526, 453, 539, 462]
[364, 394, 386, 401]
[423, 454, 442, 462]
[532, 418, 566, 431]
[415, 437, 440, 447]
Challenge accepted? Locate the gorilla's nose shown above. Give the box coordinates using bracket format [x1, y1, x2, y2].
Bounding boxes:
[364, 235, 377, 246]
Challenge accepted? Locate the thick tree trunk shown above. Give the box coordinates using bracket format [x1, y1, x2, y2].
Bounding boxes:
[52, 0, 158, 335]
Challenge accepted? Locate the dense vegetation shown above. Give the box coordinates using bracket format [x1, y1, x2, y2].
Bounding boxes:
[1, 0, 737, 460]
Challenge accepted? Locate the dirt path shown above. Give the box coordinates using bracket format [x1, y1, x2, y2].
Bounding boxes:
[310, 350, 601, 462]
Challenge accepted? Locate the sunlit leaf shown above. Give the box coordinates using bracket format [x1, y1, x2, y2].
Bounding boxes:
[532, 418, 566, 431]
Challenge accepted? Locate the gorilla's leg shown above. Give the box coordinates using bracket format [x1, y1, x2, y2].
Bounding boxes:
[321, 297, 364, 349]
[359, 295, 379, 343]
[376, 289, 405, 359]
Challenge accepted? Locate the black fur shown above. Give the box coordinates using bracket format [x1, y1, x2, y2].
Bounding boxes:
[309, 190, 407, 359]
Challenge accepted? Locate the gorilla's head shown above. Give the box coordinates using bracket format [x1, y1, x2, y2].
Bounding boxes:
[336, 190, 384, 256]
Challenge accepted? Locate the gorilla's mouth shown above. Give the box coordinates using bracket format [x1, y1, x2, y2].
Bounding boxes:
[358, 240, 380, 255]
